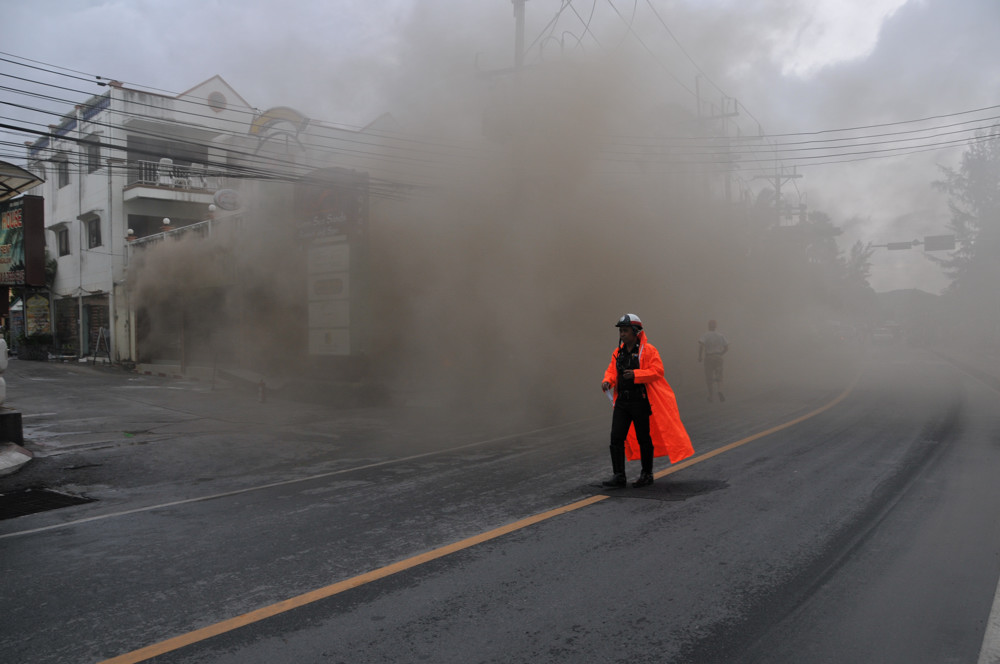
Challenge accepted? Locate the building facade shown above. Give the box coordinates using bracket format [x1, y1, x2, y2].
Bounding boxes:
[24, 77, 387, 378]
[25, 76, 256, 363]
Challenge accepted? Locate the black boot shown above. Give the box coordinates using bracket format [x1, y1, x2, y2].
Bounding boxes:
[602, 473, 627, 488]
[604, 443, 626, 488]
[632, 471, 654, 488]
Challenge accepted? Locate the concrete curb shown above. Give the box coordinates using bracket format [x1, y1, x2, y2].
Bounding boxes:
[0, 442, 32, 477]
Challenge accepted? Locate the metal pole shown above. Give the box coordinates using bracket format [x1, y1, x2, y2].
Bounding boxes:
[513, 0, 526, 70]
[107, 156, 115, 363]
[78, 119, 85, 359]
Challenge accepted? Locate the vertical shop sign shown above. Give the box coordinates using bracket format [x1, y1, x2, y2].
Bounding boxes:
[25, 294, 51, 336]
[0, 195, 45, 286]
[295, 169, 368, 356]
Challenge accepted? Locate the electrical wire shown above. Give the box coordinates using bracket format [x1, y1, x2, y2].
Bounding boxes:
[605, 1, 779, 182]
[0, 56, 504, 172]
[603, 0, 696, 97]
[4, 103, 995, 184]
[0, 78, 490, 168]
[0, 83, 495, 196]
[3, 49, 998, 193]
[0, 52, 505, 156]
[7, 48, 997, 160]
[7, 89, 997, 170]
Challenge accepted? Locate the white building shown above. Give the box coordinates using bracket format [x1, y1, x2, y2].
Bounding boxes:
[23, 76, 421, 379]
[25, 76, 257, 364]
[23, 69, 538, 385]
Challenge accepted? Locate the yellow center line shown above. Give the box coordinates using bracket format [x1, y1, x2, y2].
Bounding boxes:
[655, 374, 859, 480]
[99, 377, 858, 664]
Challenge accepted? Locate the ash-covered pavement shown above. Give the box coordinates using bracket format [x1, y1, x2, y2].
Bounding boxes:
[0, 357, 533, 513]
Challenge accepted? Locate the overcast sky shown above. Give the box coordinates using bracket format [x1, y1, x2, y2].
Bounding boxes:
[4, 0, 998, 294]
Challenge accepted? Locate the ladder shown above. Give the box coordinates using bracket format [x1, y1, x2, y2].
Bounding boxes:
[91, 327, 111, 364]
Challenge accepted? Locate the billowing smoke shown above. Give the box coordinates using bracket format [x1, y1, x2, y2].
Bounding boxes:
[127, 183, 307, 380]
[363, 54, 860, 425]
[127, 16, 876, 427]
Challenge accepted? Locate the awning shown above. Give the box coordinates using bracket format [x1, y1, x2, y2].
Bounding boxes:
[0, 160, 44, 202]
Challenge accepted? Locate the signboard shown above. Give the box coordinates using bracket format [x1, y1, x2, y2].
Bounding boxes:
[213, 188, 241, 211]
[297, 211, 351, 241]
[923, 234, 955, 252]
[296, 169, 368, 357]
[306, 241, 351, 356]
[25, 294, 51, 336]
[0, 195, 45, 286]
[295, 168, 368, 241]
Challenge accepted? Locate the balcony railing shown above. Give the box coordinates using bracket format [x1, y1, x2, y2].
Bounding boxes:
[127, 213, 245, 248]
[127, 159, 225, 191]
[126, 214, 244, 280]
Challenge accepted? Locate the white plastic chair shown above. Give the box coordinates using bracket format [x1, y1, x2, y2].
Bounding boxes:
[156, 157, 174, 186]
[188, 162, 206, 189]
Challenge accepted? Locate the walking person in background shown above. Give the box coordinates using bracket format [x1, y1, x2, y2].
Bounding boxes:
[601, 314, 694, 488]
[698, 319, 729, 402]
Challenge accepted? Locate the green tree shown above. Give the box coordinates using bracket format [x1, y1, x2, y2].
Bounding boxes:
[842, 238, 878, 325]
[801, 210, 844, 269]
[844, 238, 874, 289]
[933, 127, 1000, 344]
[44, 250, 57, 288]
[934, 127, 1000, 296]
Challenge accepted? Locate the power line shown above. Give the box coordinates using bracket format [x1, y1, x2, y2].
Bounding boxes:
[8, 48, 998, 161]
[0, 121, 429, 201]
[2, 122, 994, 184]
[761, 103, 1000, 138]
[522, 0, 577, 57]
[598, 117, 1000, 159]
[7, 79, 995, 177]
[8, 104, 991, 179]
[0, 57, 500, 173]
[603, 0, 696, 97]
[5, 49, 998, 202]
[0, 51, 505, 153]
[0, 51, 109, 84]
[590, 130, 1000, 173]
[642, 0, 721, 96]
[1, 82, 500, 190]
[618, 1, 777, 182]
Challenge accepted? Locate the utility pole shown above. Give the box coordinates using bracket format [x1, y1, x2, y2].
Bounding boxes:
[474, 2, 529, 80]
[475, 3, 529, 149]
[512, 0, 527, 70]
[695, 76, 739, 205]
[754, 166, 802, 226]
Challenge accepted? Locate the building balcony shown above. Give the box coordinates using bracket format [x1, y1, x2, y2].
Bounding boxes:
[126, 214, 243, 286]
[123, 159, 227, 204]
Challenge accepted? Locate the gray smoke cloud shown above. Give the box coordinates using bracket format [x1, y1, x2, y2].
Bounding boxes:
[30, 0, 997, 426]
[357, 46, 861, 425]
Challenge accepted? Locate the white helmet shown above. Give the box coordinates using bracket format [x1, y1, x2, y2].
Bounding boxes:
[615, 313, 643, 330]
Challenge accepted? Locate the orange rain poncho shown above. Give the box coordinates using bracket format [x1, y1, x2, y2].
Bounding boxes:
[603, 330, 695, 464]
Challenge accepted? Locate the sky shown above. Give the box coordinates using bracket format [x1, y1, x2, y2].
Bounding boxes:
[3, 0, 999, 294]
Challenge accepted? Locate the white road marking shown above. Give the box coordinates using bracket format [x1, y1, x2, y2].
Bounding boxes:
[0, 418, 595, 540]
[979, 576, 1000, 664]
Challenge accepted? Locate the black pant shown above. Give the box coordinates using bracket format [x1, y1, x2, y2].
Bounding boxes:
[609, 400, 654, 476]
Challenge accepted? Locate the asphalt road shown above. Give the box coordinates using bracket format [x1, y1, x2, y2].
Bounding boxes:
[1, 343, 999, 664]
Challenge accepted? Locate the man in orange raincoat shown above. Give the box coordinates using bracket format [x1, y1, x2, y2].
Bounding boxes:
[601, 314, 695, 488]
